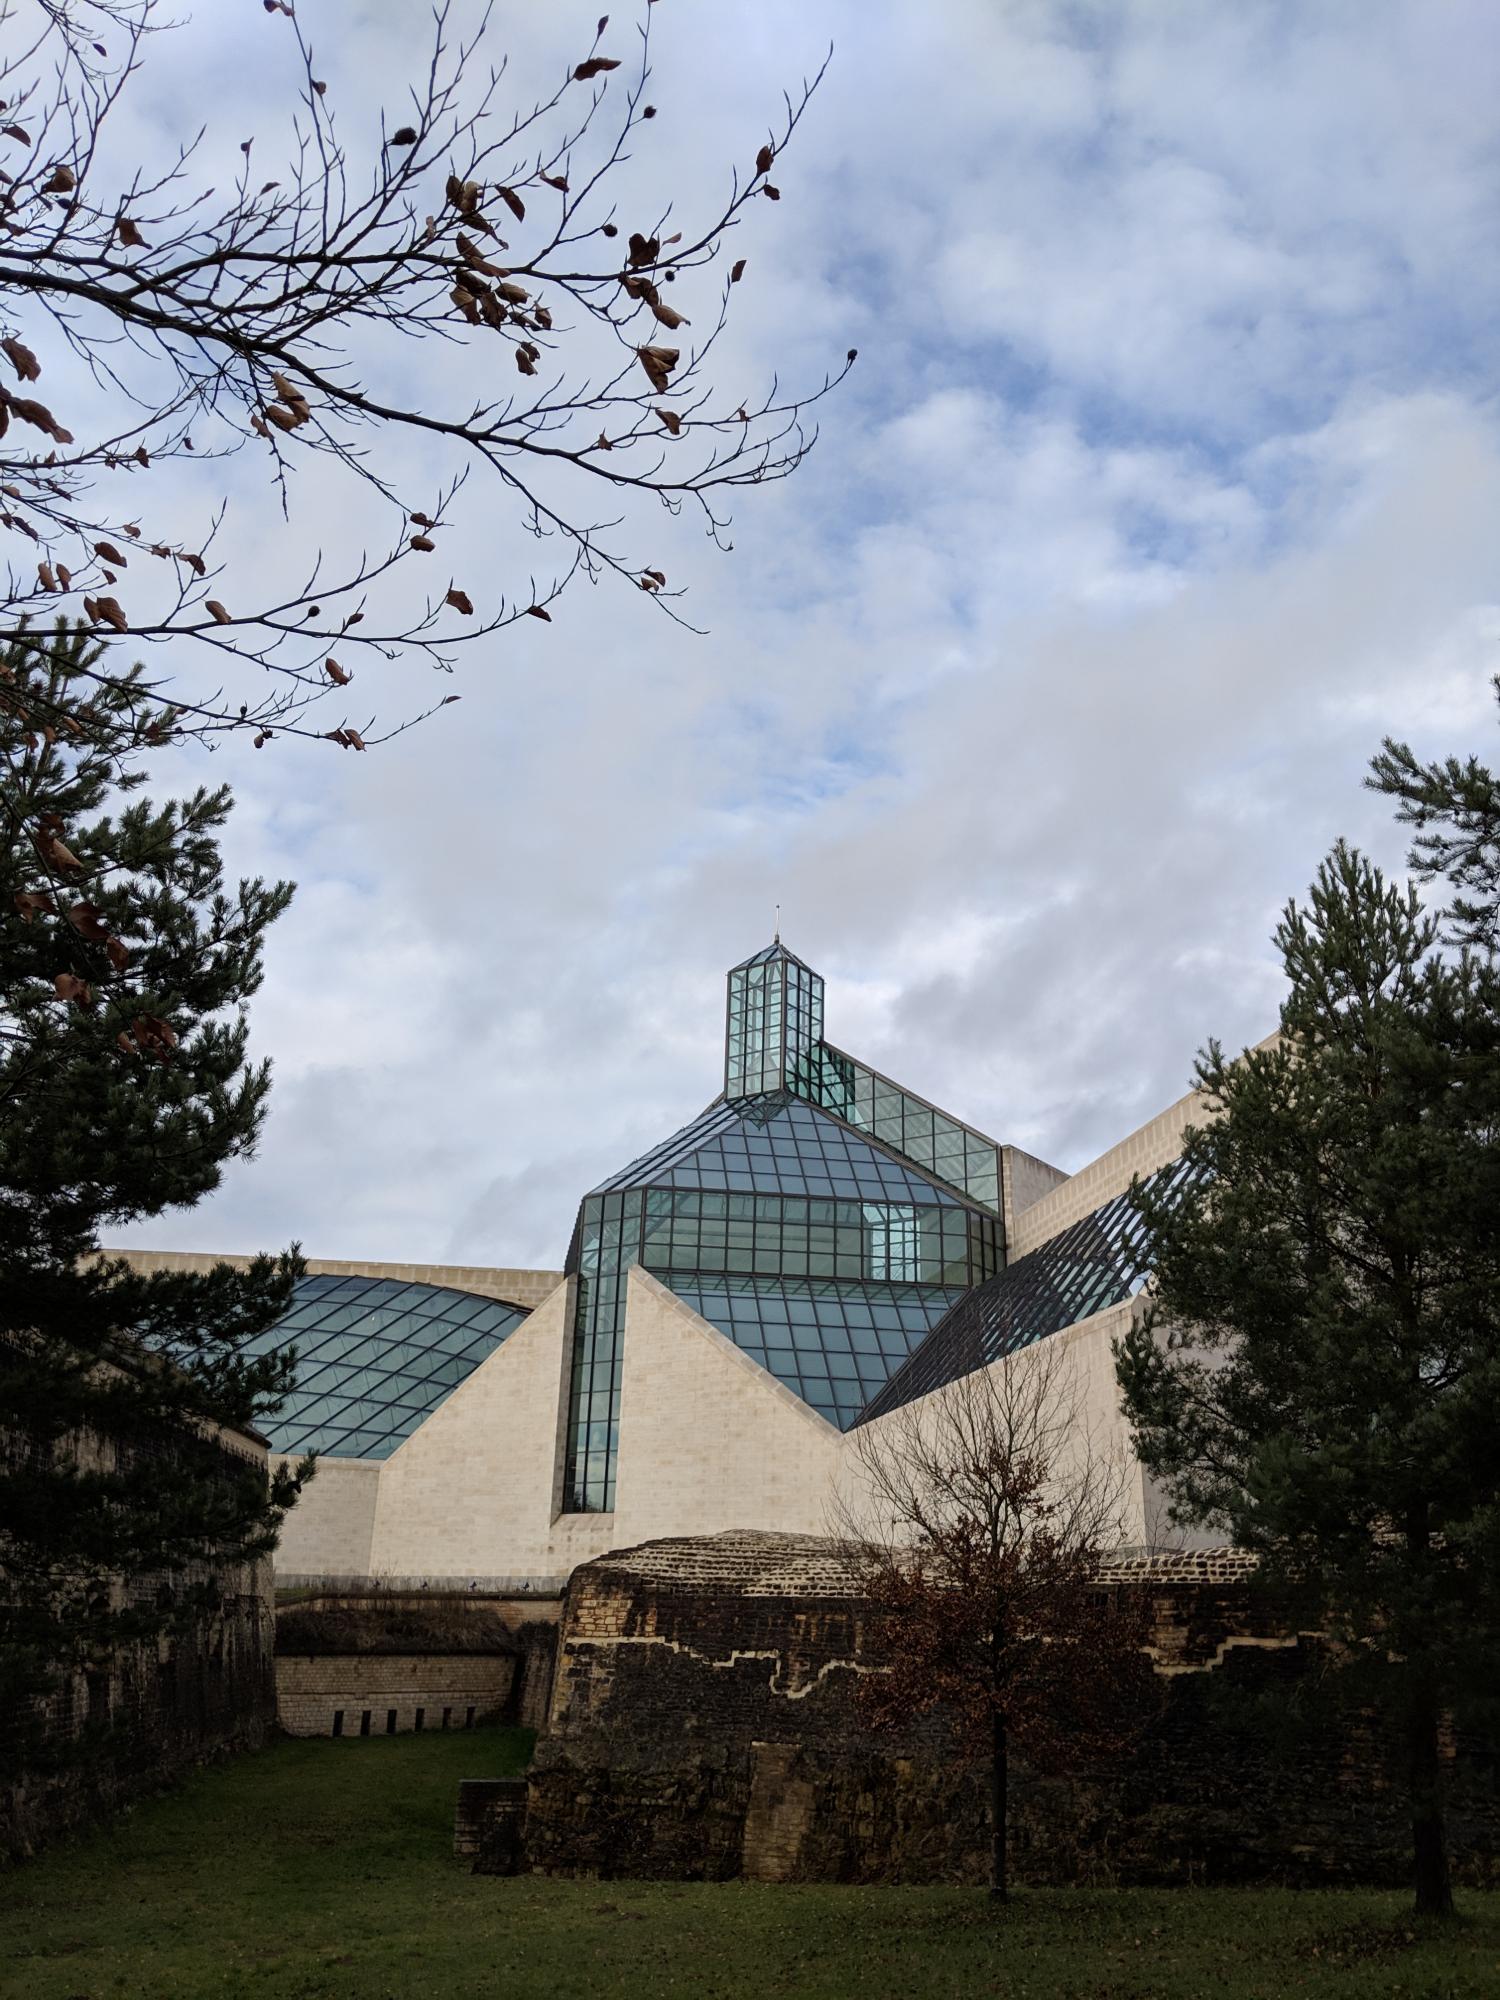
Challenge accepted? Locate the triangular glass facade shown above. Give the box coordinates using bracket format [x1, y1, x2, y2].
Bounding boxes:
[561, 942, 1006, 1512]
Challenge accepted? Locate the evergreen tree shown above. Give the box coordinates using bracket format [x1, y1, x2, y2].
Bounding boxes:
[1115, 840, 1500, 1918]
[0, 626, 305, 1770]
[1369, 673, 1500, 951]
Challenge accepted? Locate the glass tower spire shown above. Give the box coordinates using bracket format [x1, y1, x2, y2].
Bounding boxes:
[559, 940, 1007, 1513]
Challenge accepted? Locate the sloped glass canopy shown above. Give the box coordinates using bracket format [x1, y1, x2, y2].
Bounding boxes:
[246, 1274, 529, 1459]
[659, 1271, 967, 1430]
[854, 1158, 1197, 1424]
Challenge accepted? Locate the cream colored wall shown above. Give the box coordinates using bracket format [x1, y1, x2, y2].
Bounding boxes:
[107, 1247, 563, 1310]
[613, 1269, 847, 1546]
[1007, 1092, 1204, 1258]
[365, 1275, 616, 1580]
[837, 1298, 1178, 1549]
[1000, 1145, 1071, 1244]
[273, 1454, 381, 1574]
[1007, 1033, 1277, 1260]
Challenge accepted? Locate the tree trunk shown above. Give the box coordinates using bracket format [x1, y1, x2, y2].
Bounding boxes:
[1408, 1681, 1454, 1919]
[989, 1711, 1008, 1903]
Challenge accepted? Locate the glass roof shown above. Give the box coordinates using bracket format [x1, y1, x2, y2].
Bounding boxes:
[591, 1091, 967, 1206]
[854, 1159, 1197, 1423]
[247, 1274, 529, 1459]
[729, 939, 818, 974]
[656, 1271, 966, 1431]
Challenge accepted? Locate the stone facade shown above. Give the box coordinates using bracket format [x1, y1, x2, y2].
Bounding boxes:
[1, 1418, 276, 1863]
[272, 1590, 559, 1737]
[521, 1531, 1500, 1888]
[275, 1653, 515, 1737]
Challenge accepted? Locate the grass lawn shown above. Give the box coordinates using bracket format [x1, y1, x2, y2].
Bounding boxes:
[2, 1729, 1496, 2000]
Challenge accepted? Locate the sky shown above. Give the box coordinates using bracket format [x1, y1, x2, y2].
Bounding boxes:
[101, 0, 1500, 1271]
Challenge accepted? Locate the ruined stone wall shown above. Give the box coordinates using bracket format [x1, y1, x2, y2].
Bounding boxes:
[523, 1533, 1500, 1888]
[1, 1421, 276, 1863]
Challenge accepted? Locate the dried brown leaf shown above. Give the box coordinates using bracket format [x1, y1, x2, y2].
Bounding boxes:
[93, 540, 127, 567]
[756, 143, 775, 175]
[730, 258, 746, 283]
[657, 406, 681, 435]
[54, 971, 91, 1007]
[93, 595, 127, 633]
[410, 534, 435, 552]
[115, 213, 145, 248]
[2, 337, 39, 382]
[573, 57, 621, 80]
[42, 163, 75, 194]
[445, 587, 474, 615]
[496, 184, 525, 222]
[205, 599, 231, 623]
[324, 658, 350, 685]
[526, 604, 552, 621]
[67, 900, 108, 942]
[391, 126, 418, 146]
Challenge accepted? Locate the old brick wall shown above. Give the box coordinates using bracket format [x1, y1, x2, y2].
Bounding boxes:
[523, 1532, 1500, 1887]
[1, 1422, 276, 1864]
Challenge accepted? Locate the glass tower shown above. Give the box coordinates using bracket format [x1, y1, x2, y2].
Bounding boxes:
[560, 941, 1008, 1513]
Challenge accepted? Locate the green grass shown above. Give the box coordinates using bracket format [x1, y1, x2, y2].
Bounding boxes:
[2, 1730, 1496, 1999]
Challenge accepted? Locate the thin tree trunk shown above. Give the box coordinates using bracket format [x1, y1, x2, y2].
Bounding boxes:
[1409, 1681, 1454, 1919]
[989, 1710, 1008, 1903]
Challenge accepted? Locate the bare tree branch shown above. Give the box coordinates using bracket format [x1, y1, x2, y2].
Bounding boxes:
[0, 1, 853, 748]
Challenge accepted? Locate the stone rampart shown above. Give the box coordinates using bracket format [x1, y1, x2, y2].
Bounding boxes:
[1, 1420, 276, 1863]
[523, 1531, 1500, 1887]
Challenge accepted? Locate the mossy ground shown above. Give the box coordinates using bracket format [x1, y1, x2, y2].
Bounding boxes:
[2, 1729, 1495, 1999]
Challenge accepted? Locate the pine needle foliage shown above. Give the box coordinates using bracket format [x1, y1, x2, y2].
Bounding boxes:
[0, 624, 305, 1772]
[1116, 838, 1500, 1919]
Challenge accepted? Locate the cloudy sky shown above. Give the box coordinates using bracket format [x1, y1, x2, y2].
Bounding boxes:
[108, 0, 1500, 1271]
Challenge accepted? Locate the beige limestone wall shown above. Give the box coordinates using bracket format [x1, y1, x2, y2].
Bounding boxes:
[365, 1276, 615, 1581]
[1001, 1145, 1071, 1244]
[1007, 1034, 1278, 1259]
[838, 1298, 1186, 1550]
[613, 1270, 847, 1547]
[1007, 1091, 1204, 1257]
[107, 1247, 563, 1310]
[273, 1455, 380, 1574]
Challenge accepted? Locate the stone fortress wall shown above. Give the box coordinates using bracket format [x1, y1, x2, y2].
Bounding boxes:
[1, 1412, 276, 1862]
[272, 1588, 560, 1739]
[512, 1531, 1500, 1888]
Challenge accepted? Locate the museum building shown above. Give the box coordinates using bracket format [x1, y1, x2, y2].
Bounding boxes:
[119, 941, 1209, 1583]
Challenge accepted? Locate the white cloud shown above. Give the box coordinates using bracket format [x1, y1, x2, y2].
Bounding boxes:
[97, 0, 1500, 1270]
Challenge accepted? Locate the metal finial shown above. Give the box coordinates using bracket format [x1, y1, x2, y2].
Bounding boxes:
[774, 902, 781, 945]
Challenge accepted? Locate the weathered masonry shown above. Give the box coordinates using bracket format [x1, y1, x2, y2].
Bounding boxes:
[273, 1592, 557, 1738]
[1, 1415, 276, 1862]
[513, 1532, 1500, 1888]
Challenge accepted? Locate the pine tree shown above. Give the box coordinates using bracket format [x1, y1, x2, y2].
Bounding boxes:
[1369, 674, 1500, 950]
[0, 626, 304, 1771]
[1115, 840, 1500, 1918]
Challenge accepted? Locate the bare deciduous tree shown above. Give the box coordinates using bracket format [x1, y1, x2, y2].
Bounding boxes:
[834, 1344, 1157, 1902]
[0, 0, 853, 748]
